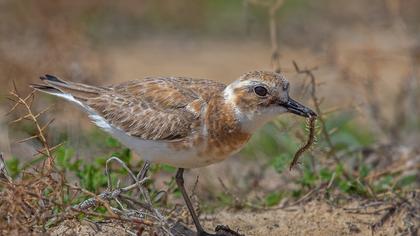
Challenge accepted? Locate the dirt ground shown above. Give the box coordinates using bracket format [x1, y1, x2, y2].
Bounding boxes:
[203, 201, 410, 236]
[50, 197, 419, 236]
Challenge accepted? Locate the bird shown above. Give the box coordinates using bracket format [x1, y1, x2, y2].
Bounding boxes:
[31, 71, 316, 236]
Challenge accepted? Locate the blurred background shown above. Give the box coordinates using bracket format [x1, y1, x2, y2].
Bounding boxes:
[0, 0, 419, 210]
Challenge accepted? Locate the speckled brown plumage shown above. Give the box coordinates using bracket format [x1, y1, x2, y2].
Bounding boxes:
[96, 77, 226, 141]
[36, 76, 225, 141]
[204, 94, 251, 157]
[32, 71, 315, 168]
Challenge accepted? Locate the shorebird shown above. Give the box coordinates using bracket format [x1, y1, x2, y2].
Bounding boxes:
[32, 71, 316, 236]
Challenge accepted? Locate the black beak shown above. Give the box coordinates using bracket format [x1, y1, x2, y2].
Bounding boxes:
[283, 98, 317, 118]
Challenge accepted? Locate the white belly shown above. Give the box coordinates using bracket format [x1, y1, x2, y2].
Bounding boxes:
[103, 119, 228, 168]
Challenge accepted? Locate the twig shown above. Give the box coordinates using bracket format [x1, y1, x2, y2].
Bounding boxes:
[370, 205, 398, 232]
[105, 157, 138, 190]
[292, 61, 352, 180]
[365, 160, 419, 182]
[246, 0, 286, 72]
[218, 177, 244, 209]
[0, 153, 12, 183]
[9, 89, 54, 171]
[2, 89, 177, 235]
[268, 0, 285, 72]
[78, 156, 173, 236]
[70, 207, 154, 226]
[288, 182, 329, 208]
[136, 161, 152, 205]
[72, 179, 149, 210]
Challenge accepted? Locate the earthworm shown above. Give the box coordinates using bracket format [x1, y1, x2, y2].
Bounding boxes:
[289, 116, 317, 170]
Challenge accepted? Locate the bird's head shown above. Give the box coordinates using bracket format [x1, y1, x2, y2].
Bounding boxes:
[223, 71, 316, 132]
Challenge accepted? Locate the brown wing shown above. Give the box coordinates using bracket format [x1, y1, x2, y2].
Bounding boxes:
[34, 75, 226, 140]
[85, 77, 226, 140]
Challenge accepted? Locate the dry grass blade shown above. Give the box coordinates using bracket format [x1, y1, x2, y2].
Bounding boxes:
[16, 134, 39, 144]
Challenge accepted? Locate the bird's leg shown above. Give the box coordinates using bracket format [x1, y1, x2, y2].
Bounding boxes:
[175, 168, 212, 236]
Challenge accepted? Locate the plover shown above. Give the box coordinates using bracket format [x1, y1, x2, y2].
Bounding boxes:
[32, 71, 316, 236]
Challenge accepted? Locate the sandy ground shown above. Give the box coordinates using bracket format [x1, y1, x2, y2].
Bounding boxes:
[50, 198, 418, 236]
[204, 201, 400, 236]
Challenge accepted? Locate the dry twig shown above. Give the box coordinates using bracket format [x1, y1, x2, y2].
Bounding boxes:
[1, 90, 178, 235]
[0, 153, 12, 183]
[292, 61, 352, 180]
[246, 0, 286, 72]
[8, 89, 54, 171]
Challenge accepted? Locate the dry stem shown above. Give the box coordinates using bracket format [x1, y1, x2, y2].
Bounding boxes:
[1, 90, 176, 235]
[292, 61, 352, 180]
[0, 153, 12, 183]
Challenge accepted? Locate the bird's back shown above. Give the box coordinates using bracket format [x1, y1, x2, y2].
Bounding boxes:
[33, 75, 226, 141]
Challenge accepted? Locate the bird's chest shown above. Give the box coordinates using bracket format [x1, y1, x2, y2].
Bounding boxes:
[201, 97, 252, 159]
[162, 135, 248, 169]
[203, 131, 251, 159]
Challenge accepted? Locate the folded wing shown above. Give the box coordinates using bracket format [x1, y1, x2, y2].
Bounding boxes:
[32, 75, 225, 141]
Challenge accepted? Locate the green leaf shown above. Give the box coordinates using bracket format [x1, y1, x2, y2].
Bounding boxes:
[272, 154, 290, 173]
[359, 164, 370, 178]
[338, 180, 353, 192]
[298, 169, 317, 188]
[217, 192, 233, 206]
[6, 158, 20, 178]
[319, 168, 333, 181]
[111, 148, 131, 164]
[106, 137, 121, 148]
[374, 175, 393, 192]
[55, 146, 75, 170]
[395, 175, 416, 189]
[265, 192, 283, 207]
[161, 164, 176, 173]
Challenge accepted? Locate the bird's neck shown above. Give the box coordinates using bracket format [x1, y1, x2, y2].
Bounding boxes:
[203, 95, 251, 156]
[221, 85, 278, 133]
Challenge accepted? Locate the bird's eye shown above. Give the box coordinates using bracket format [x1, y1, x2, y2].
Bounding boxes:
[254, 86, 268, 97]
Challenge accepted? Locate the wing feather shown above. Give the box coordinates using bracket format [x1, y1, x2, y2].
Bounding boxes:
[35, 75, 226, 141]
[86, 77, 226, 140]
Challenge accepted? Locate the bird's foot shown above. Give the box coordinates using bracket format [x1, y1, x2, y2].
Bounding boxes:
[197, 231, 214, 236]
[216, 225, 244, 236]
